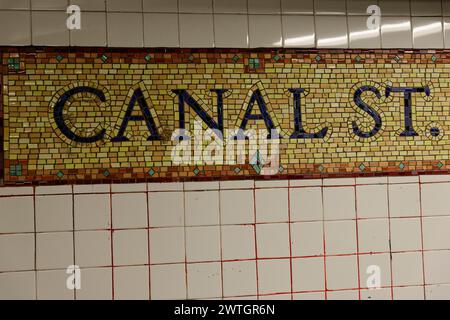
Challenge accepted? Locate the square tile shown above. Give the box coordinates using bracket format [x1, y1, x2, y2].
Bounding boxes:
[179, 0, 213, 13]
[0, 0, 30, 9]
[0, 196, 34, 233]
[0, 234, 34, 272]
[255, 188, 288, 223]
[381, 16, 412, 48]
[220, 189, 254, 225]
[31, 0, 68, 10]
[348, 15, 381, 49]
[185, 191, 219, 226]
[36, 195, 73, 232]
[423, 217, 450, 250]
[378, 0, 410, 16]
[361, 288, 391, 300]
[32, 11, 70, 46]
[187, 262, 222, 299]
[290, 187, 322, 221]
[327, 290, 359, 300]
[346, 0, 377, 15]
[281, 0, 313, 14]
[248, 0, 281, 14]
[248, 15, 283, 48]
[150, 264, 187, 299]
[258, 259, 291, 295]
[325, 220, 357, 255]
[256, 223, 290, 258]
[293, 292, 325, 300]
[316, 15, 348, 48]
[326, 255, 359, 290]
[425, 284, 450, 300]
[411, 0, 442, 16]
[444, 18, 450, 48]
[186, 226, 221, 262]
[148, 191, 184, 227]
[74, 193, 110, 230]
[282, 15, 315, 48]
[421, 182, 450, 216]
[223, 261, 257, 297]
[144, 13, 179, 47]
[113, 229, 148, 266]
[106, 0, 142, 11]
[149, 227, 185, 264]
[70, 0, 106, 11]
[315, 0, 346, 15]
[292, 257, 325, 292]
[76, 267, 112, 300]
[412, 17, 443, 49]
[388, 184, 420, 217]
[323, 186, 356, 220]
[213, 0, 247, 13]
[179, 13, 214, 47]
[357, 219, 390, 253]
[70, 12, 107, 46]
[143, 0, 178, 12]
[356, 185, 388, 218]
[221, 225, 255, 260]
[0, 11, 31, 45]
[107, 12, 143, 47]
[390, 218, 422, 251]
[393, 286, 424, 300]
[112, 193, 147, 229]
[36, 232, 73, 270]
[392, 252, 423, 286]
[75, 231, 111, 267]
[424, 250, 450, 285]
[214, 14, 248, 48]
[0, 272, 35, 300]
[114, 266, 149, 300]
[359, 253, 391, 289]
[290, 221, 323, 257]
[37, 270, 74, 300]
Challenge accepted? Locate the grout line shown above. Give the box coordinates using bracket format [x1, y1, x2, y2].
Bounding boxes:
[146, 181, 151, 300]
[418, 179, 427, 299]
[71, 184, 76, 300]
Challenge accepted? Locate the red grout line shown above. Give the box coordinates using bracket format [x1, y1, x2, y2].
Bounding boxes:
[32, 185, 37, 300]
[71, 185, 76, 300]
[218, 190, 225, 300]
[287, 182, 294, 300]
[386, 183, 395, 300]
[354, 184, 362, 300]
[418, 180, 427, 299]
[182, 183, 188, 299]
[109, 183, 115, 300]
[321, 184, 328, 300]
[146, 182, 151, 300]
[252, 185, 260, 300]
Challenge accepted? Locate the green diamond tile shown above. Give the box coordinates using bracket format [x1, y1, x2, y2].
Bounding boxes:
[103, 170, 110, 177]
[148, 168, 155, 176]
[232, 55, 240, 63]
[432, 55, 438, 62]
[359, 163, 366, 171]
[398, 162, 405, 170]
[279, 165, 284, 173]
[437, 161, 444, 168]
[145, 54, 152, 62]
[355, 55, 362, 62]
[394, 55, 401, 63]
[234, 167, 241, 174]
[315, 55, 321, 62]
[318, 165, 325, 172]
[57, 171, 64, 178]
[56, 55, 64, 62]
[273, 54, 281, 62]
[193, 167, 200, 175]
[100, 54, 108, 62]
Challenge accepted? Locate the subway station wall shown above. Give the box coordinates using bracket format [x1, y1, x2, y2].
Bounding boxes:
[2, 0, 450, 300]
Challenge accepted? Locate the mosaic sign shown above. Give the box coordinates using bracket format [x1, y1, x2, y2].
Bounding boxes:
[1, 49, 450, 184]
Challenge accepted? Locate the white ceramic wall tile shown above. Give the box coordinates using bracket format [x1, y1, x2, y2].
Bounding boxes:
[148, 191, 184, 227]
[107, 0, 142, 12]
[361, 288, 391, 300]
[381, 16, 413, 48]
[248, 14, 283, 47]
[36, 232, 74, 270]
[187, 262, 222, 299]
[390, 217, 422, 251]
[355, 176, 388, 185]
[292, 257, 325, 291]
[348, 15, 381, 48]
[35, 195, 73, 232]
[221, 225, 255, 260]
[184, 181, 219, 190]
[255, 188, 288, 222]
[76, 267, 112, 300]
[75, 230, 111, 267]
[425, 284, 450, 300]
[315, 0, 347, 15]
[113, 229, 148, 265]
[0, 186, 33, 196]
[424, 250, 450, 285]
[423, 217, 450, 250]
[111, 183, 146, 193]
[143, 0, 178, 12]
[32, 11, 70, 46]
[213, 0, 247, 13]
[412, 17, 444, 48]
[378, 0, 410, 16]
[0, 11, 31, 45]
[70, 12, 107, 46]
[356, 184, 388, 218]
[290, 186, 323, 221]
[112, 193, 147, 229]
[36, 270, 74, 300]
[179, 13, 214, 47]
[289, 178, 322, 187]
[114, 266, 149, 300]
[31, 0, 69, 10]
[74, 193, 111, 230]
[282, 15, 315, 48]
[393, 286, 424, 300]
[214, 14, 249, 48]
[357, 219, 390, 253]
[324, 220, 357, 255]
[293, 292, 325, 300]
[150, 264, 187, 299]
[421, 182, 450, 216]
[257, 259, 291, 294]
[0, 0, 30, 9]
[144, 13, 179, 47]
[327, 290, 359, 300]
[148, 182, 183, 191]
[223, 261, 257, 297]
[326, 255, 359, 290]
[70, 0, 106, 11]
[185, 190, 219, 225]
[0, 234, 34, 272]
[186, 226, 221, 262]
[346, 0, 376, 15]
[220, 189, 254, 224]
[315, 15, 349, 48]
[291, 221, 323, 256]
[323, 186, 355, 220]
[392, 252, 423, 286]
[0, 272, 36, 300]
[0, 196, 34, 233]
[388, 184, 420, 217]
[35, 185, 72, 195]
[410, 0, 442, 16]
[323, 177, 355, 186]
[256, 223, 290, 258]
[444, 18, 450, 49]
[149, 227, 185, 263]
[248, 0, 281, 14]
[107, 12, 144, 47]
[281, 0, 314, 14]
[444, 1, 450, 16]
[179, 0, 213, 13]
[359, 253, 392, 289]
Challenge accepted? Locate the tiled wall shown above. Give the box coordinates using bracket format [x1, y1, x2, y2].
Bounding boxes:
[2, 175, 450, 300]
[1, 0, 450, 48]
